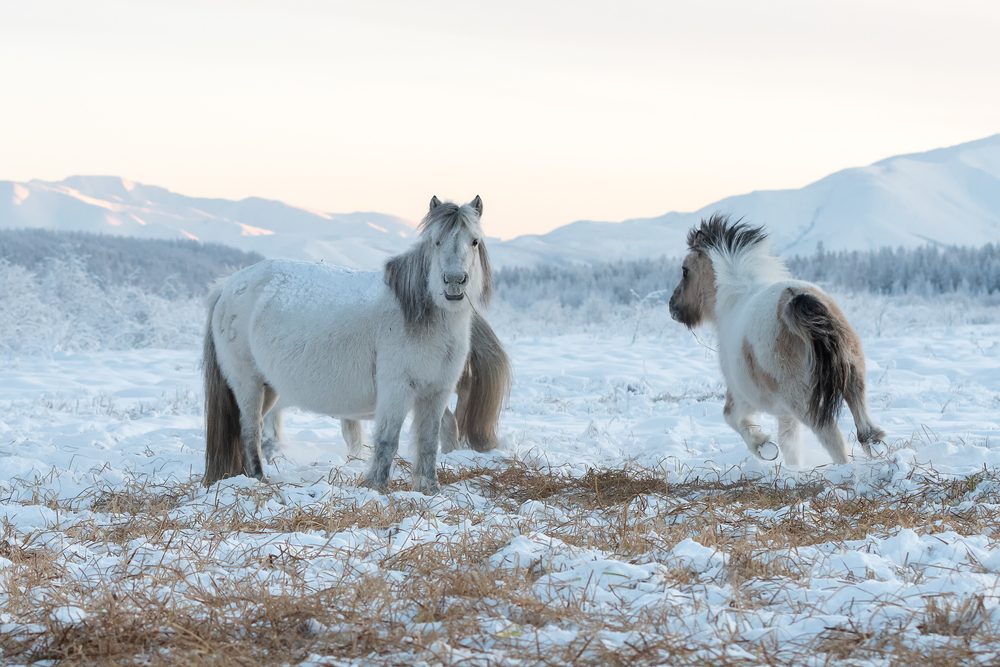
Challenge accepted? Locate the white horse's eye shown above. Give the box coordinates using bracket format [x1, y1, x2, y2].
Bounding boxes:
[472, 239, 480, 247]
[436, 241, 441, 246]
[682, 267, 689, 278]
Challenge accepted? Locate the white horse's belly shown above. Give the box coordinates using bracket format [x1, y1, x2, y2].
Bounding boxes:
[250, 311, 380, 417]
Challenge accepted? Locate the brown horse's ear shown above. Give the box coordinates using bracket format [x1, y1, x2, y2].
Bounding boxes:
[429, 196, 442, 211]
[471, 195, 483, 217]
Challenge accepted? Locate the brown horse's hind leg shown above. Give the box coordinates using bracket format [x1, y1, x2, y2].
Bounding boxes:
[724, 391, 778, 460]
[844, 363, 886, 456]
[811, 421, 850, 465]
[777, 416, 803, 467]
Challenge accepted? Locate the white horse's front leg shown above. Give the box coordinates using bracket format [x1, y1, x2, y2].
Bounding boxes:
[412, 391, 449, 494]
[723, 390, 778, 461]
[362, 393, 407, 492]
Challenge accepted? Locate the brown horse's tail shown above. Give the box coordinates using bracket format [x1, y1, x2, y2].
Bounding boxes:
[203, 284, 242, 486]
[781, 290, 856, 428]
[455, 312, 512, 452]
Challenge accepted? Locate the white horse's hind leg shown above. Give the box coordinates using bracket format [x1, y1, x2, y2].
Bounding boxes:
[777, 416, 803, 466]
[341, 419, 368, 458]
[260, 387, 282, 464]
[439, 407, 459, 454]
[411, 391, 449, 494]
[232, 380, 267, 479]
[723, 391, 778, 461]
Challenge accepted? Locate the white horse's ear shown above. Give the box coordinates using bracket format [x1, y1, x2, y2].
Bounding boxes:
[430, 196, 442, 211]
[471, 195, 483, 217]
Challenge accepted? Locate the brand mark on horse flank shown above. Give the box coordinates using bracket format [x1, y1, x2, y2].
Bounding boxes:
[776, 290, 805, 366]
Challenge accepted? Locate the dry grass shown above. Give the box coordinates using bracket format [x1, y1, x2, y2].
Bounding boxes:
[2, 459, 1000, 666]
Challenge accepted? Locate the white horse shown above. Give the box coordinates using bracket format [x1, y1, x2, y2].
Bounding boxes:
[669, 214, 885, 465]
[203, 196, 493, 493]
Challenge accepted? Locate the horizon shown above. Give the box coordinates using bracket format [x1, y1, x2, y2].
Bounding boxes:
[2, 1, 998, 240]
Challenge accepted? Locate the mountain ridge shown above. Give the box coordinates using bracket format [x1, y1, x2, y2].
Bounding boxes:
[3, 134, 999, 268]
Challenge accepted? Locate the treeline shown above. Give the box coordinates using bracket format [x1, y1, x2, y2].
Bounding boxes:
[786, 244, 1000, 297]
[496, 256, 682, 309]
[0, 229, 264, 297]
[496, 243, 1000, 308]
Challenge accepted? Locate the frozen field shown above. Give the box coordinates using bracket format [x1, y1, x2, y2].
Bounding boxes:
[2, 318, 1000, 665]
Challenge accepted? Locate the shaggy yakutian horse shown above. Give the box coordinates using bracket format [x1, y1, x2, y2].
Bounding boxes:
[203, 196, 500, 493]
[669, 214, 885, 465]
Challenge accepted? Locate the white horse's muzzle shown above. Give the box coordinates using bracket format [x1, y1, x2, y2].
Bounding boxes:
[442, 271, 469, 301]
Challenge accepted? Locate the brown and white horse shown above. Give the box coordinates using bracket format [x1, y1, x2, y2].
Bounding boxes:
[669, 214, 885, 465]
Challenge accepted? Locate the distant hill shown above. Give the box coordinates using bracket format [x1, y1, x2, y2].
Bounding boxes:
[0, 176, 416, 269]
[489, 134, 1000, 266]
[3, 134, 999, 269]
[0, 229, 264, 297]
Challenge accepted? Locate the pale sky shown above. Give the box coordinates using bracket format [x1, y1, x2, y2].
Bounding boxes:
[2, 1, 998, 239]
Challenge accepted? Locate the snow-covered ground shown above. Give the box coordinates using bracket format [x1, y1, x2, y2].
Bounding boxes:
[2, 316, 1000, 665]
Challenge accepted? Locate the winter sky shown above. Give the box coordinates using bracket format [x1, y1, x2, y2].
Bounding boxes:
[2, 1, 998, 239]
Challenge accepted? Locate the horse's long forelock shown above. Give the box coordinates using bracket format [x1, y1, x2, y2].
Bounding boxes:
[417, 200, 477, 238]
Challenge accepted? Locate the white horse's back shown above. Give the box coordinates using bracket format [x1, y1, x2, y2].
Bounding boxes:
[212, 259, 386, 419]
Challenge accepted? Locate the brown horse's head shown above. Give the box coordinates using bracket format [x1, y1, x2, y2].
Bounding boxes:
[670, 213, 768, 328]
[669, 247, 717, 329]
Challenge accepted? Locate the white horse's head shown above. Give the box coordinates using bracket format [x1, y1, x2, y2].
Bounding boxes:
[384, 196, 493, 326]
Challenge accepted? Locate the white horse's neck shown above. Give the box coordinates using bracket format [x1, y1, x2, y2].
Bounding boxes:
[709, 242, 790, 318]
[418, 301, 475, 342]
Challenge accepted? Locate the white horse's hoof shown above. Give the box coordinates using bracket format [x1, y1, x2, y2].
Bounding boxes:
[359, 476, 388, 494]
[757, 442, 779, 461]
[412, 476, 440, 496]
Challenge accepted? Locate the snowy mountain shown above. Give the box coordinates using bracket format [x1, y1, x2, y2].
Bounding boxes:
[489, 134, 1000, 266]
[3, 134, 999, 269]
[0, 176, 417, 269]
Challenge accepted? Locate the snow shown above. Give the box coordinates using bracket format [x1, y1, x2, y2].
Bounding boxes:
[1, 309, 999, 663]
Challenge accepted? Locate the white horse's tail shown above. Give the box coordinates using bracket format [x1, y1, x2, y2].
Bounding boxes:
[203, 285, 243, 486]
[781, 290, 855, 429]
[455, 312, 512, 452]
